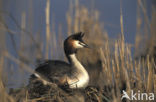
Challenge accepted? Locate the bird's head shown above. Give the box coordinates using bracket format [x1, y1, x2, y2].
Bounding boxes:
[64, 32, 89, 55]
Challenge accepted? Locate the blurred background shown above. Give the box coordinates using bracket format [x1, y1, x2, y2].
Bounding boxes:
[0, 0, 156, 101]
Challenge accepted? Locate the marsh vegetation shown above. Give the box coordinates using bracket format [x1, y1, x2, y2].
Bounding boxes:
[0, 0, 155, 102]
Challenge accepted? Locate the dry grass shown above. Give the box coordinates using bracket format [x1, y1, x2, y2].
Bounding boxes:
[0, 0, 155, 102]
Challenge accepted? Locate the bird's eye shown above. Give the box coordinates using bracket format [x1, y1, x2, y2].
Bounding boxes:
[78, 42, 82, 45]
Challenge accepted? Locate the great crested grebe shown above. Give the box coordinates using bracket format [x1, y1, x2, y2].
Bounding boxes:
[30, 32, 89, 89]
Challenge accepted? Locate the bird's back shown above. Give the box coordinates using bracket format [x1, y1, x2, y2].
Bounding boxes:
[30, 60, 72, 84]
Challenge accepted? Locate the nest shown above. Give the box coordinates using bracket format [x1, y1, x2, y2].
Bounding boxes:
[9, 79, 113, 102]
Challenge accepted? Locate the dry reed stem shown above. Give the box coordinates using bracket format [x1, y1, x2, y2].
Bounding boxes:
[147, 56, 154, 92]
[120, 0, 131, 96]
[74, 0, 79, 32]
[66, 0, 73, 35]
[45, 0, 51, 59]
[99, 48, 105, 73]
[138, 0, 151, 33]
[0, 55, 15, 102]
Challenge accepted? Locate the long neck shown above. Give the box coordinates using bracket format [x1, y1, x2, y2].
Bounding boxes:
[67, 53, 89, 88]
[68, 54, 87, 73]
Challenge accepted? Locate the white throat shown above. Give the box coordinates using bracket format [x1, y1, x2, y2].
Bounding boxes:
[67, 54, 89, 88]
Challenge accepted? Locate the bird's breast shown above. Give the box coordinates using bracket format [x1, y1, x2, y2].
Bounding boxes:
[67, 69, 89, 88]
